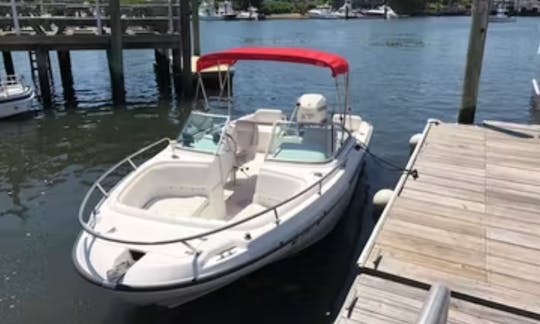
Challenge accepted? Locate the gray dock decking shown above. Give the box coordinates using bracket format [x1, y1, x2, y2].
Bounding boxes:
[335, 120, 540, 323]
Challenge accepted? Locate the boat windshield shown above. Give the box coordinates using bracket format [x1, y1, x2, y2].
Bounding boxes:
[177, 112, 229, 154]
[266, 121, 350, 163]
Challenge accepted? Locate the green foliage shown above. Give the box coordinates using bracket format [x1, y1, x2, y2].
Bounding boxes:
[260, 1, 294, 14]
[388, 0, 427, 14]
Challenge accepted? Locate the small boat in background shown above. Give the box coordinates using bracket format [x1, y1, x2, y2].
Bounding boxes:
[199, 1, 237, 20]
[489, 5, 516, 23]
[237, 6, 263, 20]
[217, 1, 237, 20]
[362, 5, 399, 19]
[199, 1, 222, 21]
[308, 0, 359, 19]
[308, 3, 339, 19]
[0, 75, 35, 119]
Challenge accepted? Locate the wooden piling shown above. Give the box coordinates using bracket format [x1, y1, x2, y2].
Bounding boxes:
[154, 48, 171, 96]
[179, 0, 193, 98]
[192, 0, 201, 56]
[57, 50, 76, 106]
[459, 0, 490, 124]
[35, 49, 52, 108]
[108, 0, 126, 105]
[10, 0, 20, 35]
[2, 51, 15, 75]
[171, 48, 182, 97]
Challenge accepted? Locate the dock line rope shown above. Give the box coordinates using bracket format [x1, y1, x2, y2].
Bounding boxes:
[356, 144, 419, 180]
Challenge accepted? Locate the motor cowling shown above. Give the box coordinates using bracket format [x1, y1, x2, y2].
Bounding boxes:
[296, 94, 327, 124]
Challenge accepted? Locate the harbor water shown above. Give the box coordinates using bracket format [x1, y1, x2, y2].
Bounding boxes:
[1, 17, 539, 323]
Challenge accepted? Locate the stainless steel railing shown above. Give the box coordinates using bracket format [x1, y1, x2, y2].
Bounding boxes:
[416, 283, 451, 324]
[78, 137, 348, 254]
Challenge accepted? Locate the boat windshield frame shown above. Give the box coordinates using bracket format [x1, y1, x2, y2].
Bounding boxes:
[265, 120, 353, 164]
[175, 111, 230, 156]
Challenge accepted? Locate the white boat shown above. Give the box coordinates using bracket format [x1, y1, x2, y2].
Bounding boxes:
[489, 5, 516, 23]
[362, 5, 399, 19]
[217, 1, 237, 20]
[199, 0, 222, 20]
[236, 6, 261, 20]
[308, 3, 339, 19]
[333, 0, 360, 18]
[0, 75, 35, 119]
[73, 47, 373, 307]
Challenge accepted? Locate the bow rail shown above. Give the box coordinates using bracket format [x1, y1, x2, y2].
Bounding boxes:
[78, 137, 348, 251]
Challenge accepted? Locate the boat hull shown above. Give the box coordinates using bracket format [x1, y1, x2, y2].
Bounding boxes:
[0, 88, 35, 119]
[113, 158, 362, 307]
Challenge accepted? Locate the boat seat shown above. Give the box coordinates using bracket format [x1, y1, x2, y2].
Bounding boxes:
[144, 195, 209, 219]
[251, 109, 285, 153]
[252, 109, 285, 124]
[333, 114, 362, 132]
[231, 120, 258, 166]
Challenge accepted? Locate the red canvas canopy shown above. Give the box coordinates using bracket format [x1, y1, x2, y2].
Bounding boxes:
[196, 47, 349, 77]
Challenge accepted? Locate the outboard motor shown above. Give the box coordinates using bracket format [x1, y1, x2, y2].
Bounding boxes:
[296, 94, 327, 124]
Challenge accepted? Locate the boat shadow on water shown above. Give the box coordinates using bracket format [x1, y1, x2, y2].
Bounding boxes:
[105, 158, 382, 324]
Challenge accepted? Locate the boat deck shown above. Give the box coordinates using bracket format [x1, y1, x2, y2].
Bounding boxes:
[335, 120, 540, 323]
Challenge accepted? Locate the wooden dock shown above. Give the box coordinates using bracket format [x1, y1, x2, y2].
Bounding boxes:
[0, 0, 196, 107]
[335, 120, 540, 323]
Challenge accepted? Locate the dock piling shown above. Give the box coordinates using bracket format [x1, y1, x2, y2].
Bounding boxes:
[108, 0, 126, 105]
[35, 49, 53, 108]
[459, 0, 490, 124]
[171, 48, 182, 97]
[192, 0, 201, 56]
[57, 50, 76, 106]
[154, 48, 171, 96]
[179, 0, 193, 98]
[2, 51, 15, 75]
[95, 0, 103, 35]
[9, 0, 20, 35]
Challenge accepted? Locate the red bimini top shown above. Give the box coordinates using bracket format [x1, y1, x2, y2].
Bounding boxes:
[196, 47, 349, 77]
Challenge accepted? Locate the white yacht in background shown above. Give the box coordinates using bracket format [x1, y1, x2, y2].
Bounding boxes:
[333, 0, 358, 18]
[199, 0, 222, 20]
[0, 75, 35, 119]
[363, 5, 398, 19]
[217, 1, 237, 20]
[237, 6, 261, 20]
[308, 3, 338, 19]
[73, 47, 373, 307]
[489, 5, 516, 23]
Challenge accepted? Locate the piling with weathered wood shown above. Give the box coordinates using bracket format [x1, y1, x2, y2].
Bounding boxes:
[2, 51, 15, 75]
[108, 0, 126, 105]
[57, 50, 76, 106]
[192, 0, 201, 56]
[154, 48, 171, 96]
[179, 0, 193, 98]
[35, 49, 53, 108]
[459, 0, 490, 124]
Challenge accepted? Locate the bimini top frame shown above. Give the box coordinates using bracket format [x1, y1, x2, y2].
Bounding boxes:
[194, 47, 352, 119]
